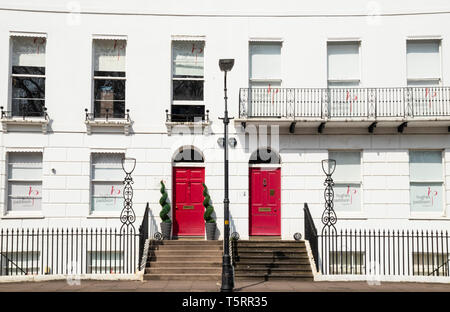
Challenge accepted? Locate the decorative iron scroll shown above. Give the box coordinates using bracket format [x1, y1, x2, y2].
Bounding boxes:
[120, 158, 136, 232]
[321, 159, 337, 234]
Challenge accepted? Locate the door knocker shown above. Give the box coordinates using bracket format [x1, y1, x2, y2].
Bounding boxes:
[263, 178, 267, 187]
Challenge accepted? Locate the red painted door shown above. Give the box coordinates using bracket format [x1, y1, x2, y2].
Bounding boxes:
[173, 167, 205, 236]
[249, 167, 281, 236]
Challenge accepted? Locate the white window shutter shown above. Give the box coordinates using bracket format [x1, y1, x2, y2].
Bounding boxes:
[407, 41, 440, 80]
[327, 42, 360, 81]
[249, 43, 281, 80]
[329, 151, 361, 182]
[409, 151, 442, 181]
[172, 41, 204, 77]
[93, 39, 126, 72]
[11, 37, 46, 67]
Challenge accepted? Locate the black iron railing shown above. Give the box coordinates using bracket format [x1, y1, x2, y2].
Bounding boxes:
[0, 200, 151, 277]
[165, 109, 210, 123]
[0, 227, 139, 276]
[1, 104, 48, 120]
[138, 203, 149, 265]
[304, 203, 319, 272]
[239, 87, 450, 119]
[319, 228, 449, 276]
[85, 108, 130, 122]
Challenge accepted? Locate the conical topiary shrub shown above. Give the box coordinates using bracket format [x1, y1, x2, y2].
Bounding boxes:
[202, 183, 216, 240]
[159, 181, 172, 240]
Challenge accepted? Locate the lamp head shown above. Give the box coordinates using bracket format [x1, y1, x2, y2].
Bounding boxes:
[219, 59, 235, 72]
[122, 157, 136, 174]
[322, 159, 336, 176]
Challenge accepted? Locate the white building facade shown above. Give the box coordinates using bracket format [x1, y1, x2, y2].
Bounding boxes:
[0, 0, 449, 240]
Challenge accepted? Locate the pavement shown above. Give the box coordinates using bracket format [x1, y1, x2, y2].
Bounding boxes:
[0, 280, 448, 292]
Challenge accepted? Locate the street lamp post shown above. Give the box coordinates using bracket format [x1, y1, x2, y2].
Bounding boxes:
[219, 58, 235, 292]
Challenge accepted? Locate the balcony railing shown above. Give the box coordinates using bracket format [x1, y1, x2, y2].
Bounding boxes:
[1, 104, 48, 120]
[239, 87, 450, 119]
[85, 108, 130, 122]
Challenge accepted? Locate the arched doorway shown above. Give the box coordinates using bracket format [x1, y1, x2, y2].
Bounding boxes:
[172, 146, 205, 237]
[249, 148, 281, 236]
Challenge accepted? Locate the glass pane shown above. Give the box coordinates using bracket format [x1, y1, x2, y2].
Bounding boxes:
[334, 183, 361, 211]
[410, 182, 443, 212]
[9, 182, 42, 197]
[170, 105, 205, 122]
[327, 42, 360, 80]
[11, 37, 46, 67]
[93, 39, 126, 72]
[12, 65, 45, 75]
[407, 41, 440, 79]
[94, 79, 125, 101]
[410, 151, 442, 181]
[8, 165, 42, 180]
[172, 41, 204, 78]
[92, 153, 124, 180]
[329, 151, 361, 181]
[249, 43, 281, 80]
[94, 101, 125, 118]
[8, 181, 42, 212]
[172, 80, 204, 101]
[12, 76, 45, 99]
[11, 99, 45, 117]
[8, 153, 43, 180]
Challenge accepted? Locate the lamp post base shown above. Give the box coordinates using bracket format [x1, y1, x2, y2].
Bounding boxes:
[220, 254, 234, 292]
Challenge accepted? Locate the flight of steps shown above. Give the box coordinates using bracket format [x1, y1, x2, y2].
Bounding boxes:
[144, 240, 222, 281]
[232, 240, 314, 281]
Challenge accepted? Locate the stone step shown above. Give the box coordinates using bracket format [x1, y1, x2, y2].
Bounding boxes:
[235, 275, 314, 281]
[233, 248, 306, 253]
[144, 273, 220, 281]
[150, 240, 222, 245]
[234, 263, 312, 270]
[235, 271, 314, 277]
[235, 241, 306, 247]
[145, 267, 221, 274]
[234, 258, 311, 264]
[151, 250, 222, 256]
[148, 255, 223, 262]
[148, 261, 222, 268]
[235, 251, 309, 258]
[149, 245, 223, 251]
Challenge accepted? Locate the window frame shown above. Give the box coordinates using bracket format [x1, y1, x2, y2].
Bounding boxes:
[89, 152, 125, 215]
[171, 40, 205, 106]
[248, 40, 283, 88]
[327, 40, 362, 88]
[5, 151, 43, 215]
[91, 37, 127, 119]
[328, 150, 364, 214]
[9, 34, 47, 118]
[406, 38, 442, 87]
[409, 150, 446, 217]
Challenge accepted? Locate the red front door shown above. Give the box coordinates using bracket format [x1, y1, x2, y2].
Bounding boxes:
[249, 167, 281, 236]
[173, 167, 205, 236]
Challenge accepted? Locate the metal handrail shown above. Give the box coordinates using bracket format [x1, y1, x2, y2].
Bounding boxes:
[428, 257, 450, 276]
[304, 203, 319, 272]
[0, 252, 27, 275]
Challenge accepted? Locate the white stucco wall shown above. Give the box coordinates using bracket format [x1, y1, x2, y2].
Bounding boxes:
[0, 1, 448, 239]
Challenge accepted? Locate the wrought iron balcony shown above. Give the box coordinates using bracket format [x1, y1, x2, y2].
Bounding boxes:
[1, 104, 48, 120]
[84, 108, 131, 135]
[239, 87, 450, 120]
[165, 109, 210, 123]
[0, 104, 49, 133]
[85, 108, 130, 122]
